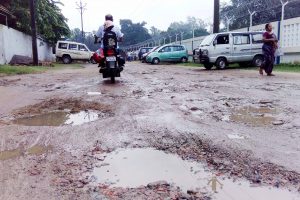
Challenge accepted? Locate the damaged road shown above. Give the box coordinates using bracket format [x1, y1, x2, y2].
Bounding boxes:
[0, 63, 300, 200]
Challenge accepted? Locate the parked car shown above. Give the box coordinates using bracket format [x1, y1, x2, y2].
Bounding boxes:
[55, 41, 95, 64]
[146, 45, 188, 64]
[141, 46, 159, 63]
[193, 31, 264, 70]
[138, 47, 153, 60]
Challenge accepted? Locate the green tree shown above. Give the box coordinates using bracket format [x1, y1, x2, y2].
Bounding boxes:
[9, 0, 70, 43]
[120, 19, 151, 46]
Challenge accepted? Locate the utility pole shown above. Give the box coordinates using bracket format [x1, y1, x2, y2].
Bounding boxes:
[213, 0, 220, 33]
[168, 35, 172, 44]
[76, 0, 87, 42]
[175, 33, 179, 44]
[29, 0, 38, 65]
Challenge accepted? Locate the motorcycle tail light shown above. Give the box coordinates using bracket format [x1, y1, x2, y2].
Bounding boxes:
[107, 49, 115, 56]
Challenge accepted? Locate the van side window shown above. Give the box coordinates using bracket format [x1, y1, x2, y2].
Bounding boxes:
[216, 35, 229, 45]
[252, 34, 263, 44]
[58, 43, 68, 49]
[233, 34, 250, 45]
[69, 44, 78, 50]
[79, 45, 88, 51]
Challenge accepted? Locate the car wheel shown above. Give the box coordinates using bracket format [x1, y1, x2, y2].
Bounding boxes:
[62, 55, 72, 64]
[252, 55, 264, 68]
[204, 63, 213, 70]
[152, 58, 160, 65]
[90, 57, 97, 64]
[216, 57, 227, 70]
[181, 57, 188, 63]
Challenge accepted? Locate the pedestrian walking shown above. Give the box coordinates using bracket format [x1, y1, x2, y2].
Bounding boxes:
[260, 23, 278, 76]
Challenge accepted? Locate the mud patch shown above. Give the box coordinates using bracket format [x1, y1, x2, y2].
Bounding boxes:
[0, 145, 53, 161]
[230, 106, 276, 126]
[13, 110, 100, 126]
[0, 149, 22, 161]
[13, 98, 114, 118]
[27, 145, 53, 155]
[92, 148, 300, 200]
[0, 78, 21, 86]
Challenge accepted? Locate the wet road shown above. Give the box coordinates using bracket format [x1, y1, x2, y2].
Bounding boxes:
[0, 62, 300, 199]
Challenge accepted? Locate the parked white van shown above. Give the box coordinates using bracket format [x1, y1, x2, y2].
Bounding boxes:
[55, 41, 95, 64]
[193, 32, 264, 70]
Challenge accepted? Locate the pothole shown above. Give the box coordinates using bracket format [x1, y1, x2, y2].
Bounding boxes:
[11, 98, 114, 126]
[92, 148, 300, 200]
[13, 110, 100, 126]
[0, 145, 53, 161]
[229, 106, 277, 126]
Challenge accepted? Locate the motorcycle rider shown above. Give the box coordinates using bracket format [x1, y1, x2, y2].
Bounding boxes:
[95, 14, 124, 44]
[95, 14, 124, 70]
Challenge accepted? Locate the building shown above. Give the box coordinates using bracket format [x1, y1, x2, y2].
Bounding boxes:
[0, 4, 16, 27]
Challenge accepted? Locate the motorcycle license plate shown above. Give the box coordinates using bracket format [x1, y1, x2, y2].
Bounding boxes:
[106, 56, 116, 61]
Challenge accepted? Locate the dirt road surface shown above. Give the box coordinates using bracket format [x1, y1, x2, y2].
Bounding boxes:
[1, 63, 300, 200]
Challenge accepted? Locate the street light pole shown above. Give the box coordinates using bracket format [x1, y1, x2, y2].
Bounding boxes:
[225, 16, 232, 32]
[169, 35, 172, 44]
[29, 0, 38, 65]
[248, 10, 256, 31]
[180, 32, 184, 45]
[175, 34, 179, 44]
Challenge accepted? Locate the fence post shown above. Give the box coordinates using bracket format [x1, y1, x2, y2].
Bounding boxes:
[276, 20, 281, 64]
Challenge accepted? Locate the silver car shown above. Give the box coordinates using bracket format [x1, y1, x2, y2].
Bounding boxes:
[193, 32, 264, 70]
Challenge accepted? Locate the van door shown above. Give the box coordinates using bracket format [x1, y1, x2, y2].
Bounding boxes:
[68, 44, 79, 59]
[158, 46, 172, 62]
[232, 34, 252, 62]
[251, 33, 264, 56]
[78, 44, 90, 60]
[211, 34, 231, 62]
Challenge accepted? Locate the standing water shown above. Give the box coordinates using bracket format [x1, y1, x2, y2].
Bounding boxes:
[93, 148, 300, 200]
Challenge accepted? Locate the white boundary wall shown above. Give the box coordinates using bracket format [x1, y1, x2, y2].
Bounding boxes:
[0, 24, 55, 65]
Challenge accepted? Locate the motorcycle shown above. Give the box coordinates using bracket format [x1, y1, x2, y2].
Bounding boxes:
[93, 30, 124, 83]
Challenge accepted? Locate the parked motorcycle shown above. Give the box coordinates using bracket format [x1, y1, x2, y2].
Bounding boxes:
[93, 29, 124, 83]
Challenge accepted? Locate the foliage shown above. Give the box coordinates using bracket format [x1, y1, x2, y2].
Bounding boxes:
[221, 0, 300, 30]
[68, 28, 99, 51]
[165, 16, 209, 40]
[8, 0, 70, 43]
[120, 19, 151, 46]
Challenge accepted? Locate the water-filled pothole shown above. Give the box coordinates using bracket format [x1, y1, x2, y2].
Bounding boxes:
[13, 110, 100, 126]
[230, 106, 276, 126]
[92, 148, 300, 200]
[0, 145, 53, 161]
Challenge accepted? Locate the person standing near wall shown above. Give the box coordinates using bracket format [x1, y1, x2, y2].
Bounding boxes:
[260, 23, 278, 76]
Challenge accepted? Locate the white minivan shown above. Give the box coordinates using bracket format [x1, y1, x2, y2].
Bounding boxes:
[55, 41, 95, 64]
[193, 32, 264, 70]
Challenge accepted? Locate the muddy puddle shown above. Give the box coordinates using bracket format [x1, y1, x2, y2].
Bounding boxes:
[0, 145, 52, 161]
[229, 106, 277, 126]
[92, 148, 300, 200]
[13, 110, 99, 126]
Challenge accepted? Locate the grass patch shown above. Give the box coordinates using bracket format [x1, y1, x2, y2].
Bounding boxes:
[0, 65, 46, 75]
[177, 62, 203, 68]
[272, 63, 300, 73]
[0, 63, 84, 76]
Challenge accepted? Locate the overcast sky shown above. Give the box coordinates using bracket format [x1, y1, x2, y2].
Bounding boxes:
[59, 0, 230, 32]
